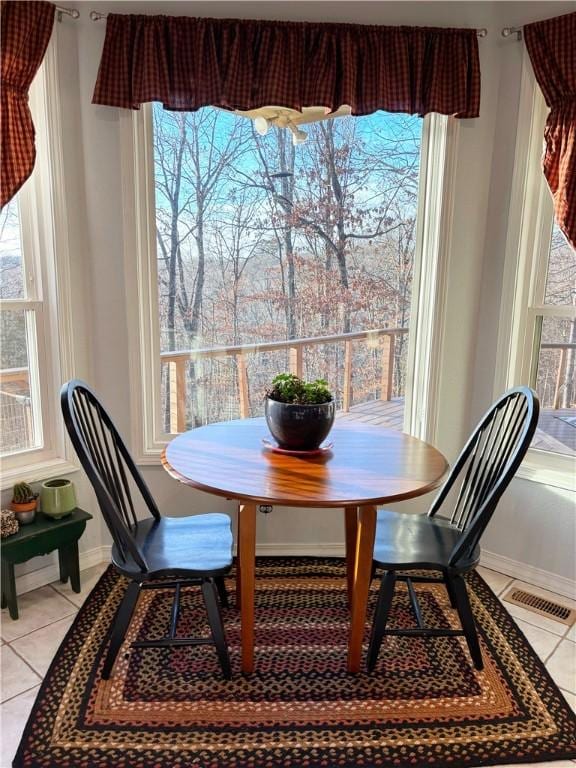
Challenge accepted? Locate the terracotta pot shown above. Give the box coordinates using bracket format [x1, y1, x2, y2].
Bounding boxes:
[10, 499, 37, 514]
[10, 499, 37, 525]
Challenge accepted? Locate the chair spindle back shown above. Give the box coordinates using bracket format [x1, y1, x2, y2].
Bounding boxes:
[427, 387, 539, 568]
[61, 380, 161, 571]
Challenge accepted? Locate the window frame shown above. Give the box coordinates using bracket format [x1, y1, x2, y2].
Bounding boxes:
[0, 38, 78, 488]
[121, 105, 457, 462]
[495, 49, 575, 491]
[407, 113, 458, 446]
[1, 180, 49, 459]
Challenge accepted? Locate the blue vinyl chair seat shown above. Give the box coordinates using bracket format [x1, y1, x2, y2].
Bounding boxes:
[373, 509, 480, 572]
[112, 513, 233, 577]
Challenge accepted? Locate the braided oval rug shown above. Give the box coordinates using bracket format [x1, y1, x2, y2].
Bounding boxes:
[14, 557, 576, 768]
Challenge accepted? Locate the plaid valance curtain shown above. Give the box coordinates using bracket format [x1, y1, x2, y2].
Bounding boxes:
[524, 12, 576, 250]
[0, 1, 55, 207]
[92, 15, 481, 119]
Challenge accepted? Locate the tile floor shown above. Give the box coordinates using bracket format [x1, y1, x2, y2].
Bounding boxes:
[1, 563, 575, 767]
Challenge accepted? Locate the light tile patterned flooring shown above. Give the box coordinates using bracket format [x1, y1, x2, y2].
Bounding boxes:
[1, 563, 575, 768]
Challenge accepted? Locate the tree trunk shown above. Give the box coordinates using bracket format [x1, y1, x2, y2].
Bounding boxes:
[562, 318, 576, 408]
[186, 209, 206, 427]
[278, 131, 297, 339]
[189, 210, 205, 338]
[164, 117, 187, 431]
[322, 123, 351, 334]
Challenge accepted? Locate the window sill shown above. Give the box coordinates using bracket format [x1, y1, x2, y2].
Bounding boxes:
[135, 453, 165, 466]
[1, 457, 80, 491]
[514, 458, 575, 492]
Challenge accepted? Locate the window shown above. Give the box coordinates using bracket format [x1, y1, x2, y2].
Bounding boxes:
[0, 42, 76, 485]
[0, 194, 44, 456]
[123, 105, 454, 458]
[497, 52, 575, 486]
[529, 223, 575, 457]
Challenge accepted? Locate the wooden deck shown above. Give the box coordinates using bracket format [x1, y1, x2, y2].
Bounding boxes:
[338, 398, 575, 455]
[337, 398, 405, 431]
[532, 409, 576, 454]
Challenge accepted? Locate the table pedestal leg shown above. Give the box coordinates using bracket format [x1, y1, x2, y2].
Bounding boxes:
[347, 505, 377, 673]
[344, 506, 358, 609]
[235, 511, 242, 610]
[238, 502, 256, 675]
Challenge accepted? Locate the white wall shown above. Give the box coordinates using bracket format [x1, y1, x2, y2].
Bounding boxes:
[8, 2, 574, 592]
[470, 3, 576, 589]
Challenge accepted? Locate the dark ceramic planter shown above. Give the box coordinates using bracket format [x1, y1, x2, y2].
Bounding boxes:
[264, 397, 335, 451]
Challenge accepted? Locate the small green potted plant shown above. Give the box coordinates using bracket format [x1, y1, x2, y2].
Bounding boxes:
[10, 481, 38, 524]
[264, 373, 335, 451]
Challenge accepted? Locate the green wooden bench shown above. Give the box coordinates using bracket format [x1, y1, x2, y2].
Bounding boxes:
[1, 508, 93, 620]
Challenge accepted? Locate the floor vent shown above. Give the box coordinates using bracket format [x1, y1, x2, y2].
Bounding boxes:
[503, 588, 576, 626]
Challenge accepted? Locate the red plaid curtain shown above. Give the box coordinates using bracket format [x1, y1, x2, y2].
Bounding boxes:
[0, 1, 55, 207]
[92, 15, 480, 119]
[524, 12, 576, 250]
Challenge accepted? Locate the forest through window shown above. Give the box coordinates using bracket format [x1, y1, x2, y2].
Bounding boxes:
[0, 197, 43, 456]
[531, 223, 576, 457]
[153, 106, 422, 432]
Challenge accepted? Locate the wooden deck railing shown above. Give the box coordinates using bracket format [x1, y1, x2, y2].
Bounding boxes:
[544, 342, 576, 409]
[0, 367, 33, 452]
[160, 336, 576, 433]
[160, 328, 408, 432]
[1, 340, 573, 440]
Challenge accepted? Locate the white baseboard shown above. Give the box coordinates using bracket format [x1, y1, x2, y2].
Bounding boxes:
[14, 543, 343, 595]
[14, 542, 574, 603]
[480, 550, 575, 600]
[15, 545, 111, 596]
[255, 543, 345, 557]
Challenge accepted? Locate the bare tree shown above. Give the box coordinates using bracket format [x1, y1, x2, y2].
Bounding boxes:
[542, 227, 576, 408]
[236, 127, 299, 339]
[284, 119, 415, 333]
[154, 107, 249, 426]
[0, 199, 24, 300]
[213, 186, 263, 344]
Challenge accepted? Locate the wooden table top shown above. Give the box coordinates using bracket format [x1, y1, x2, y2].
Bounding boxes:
[162, 418, 448, 507]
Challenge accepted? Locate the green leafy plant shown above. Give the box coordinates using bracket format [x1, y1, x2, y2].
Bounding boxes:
[12, 482, 37, 504]
[265, 373, 333, 405]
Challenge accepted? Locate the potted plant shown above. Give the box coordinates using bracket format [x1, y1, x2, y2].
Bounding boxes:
[264, 373, 335, 451]
[10, 482, 38, 525]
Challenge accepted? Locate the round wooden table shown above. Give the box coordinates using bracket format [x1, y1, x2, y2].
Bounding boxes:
[162, 418, 448, 674]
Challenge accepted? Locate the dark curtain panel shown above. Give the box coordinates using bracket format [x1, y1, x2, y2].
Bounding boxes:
[93, 15, 480, 119]
[0, 1, 55, 207]
[524, 12, 576, 250]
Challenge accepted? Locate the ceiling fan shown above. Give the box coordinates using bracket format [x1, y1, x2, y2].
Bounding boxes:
[232, 105, 352, 144]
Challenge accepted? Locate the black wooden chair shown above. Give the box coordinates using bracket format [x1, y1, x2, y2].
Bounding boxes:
[61, 379, 233, 680]
[367, 386, 539, 673]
